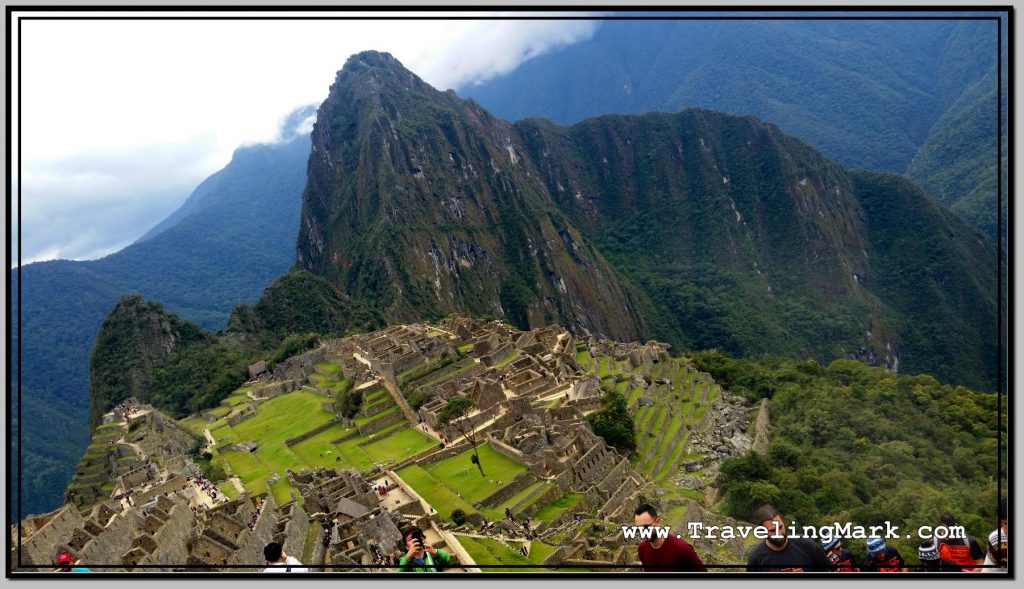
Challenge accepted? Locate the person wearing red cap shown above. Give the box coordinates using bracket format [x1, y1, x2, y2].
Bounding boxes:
[55, 552, 91, 573]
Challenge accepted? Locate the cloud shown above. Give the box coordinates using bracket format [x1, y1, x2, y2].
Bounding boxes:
[16, 16, 601, 263]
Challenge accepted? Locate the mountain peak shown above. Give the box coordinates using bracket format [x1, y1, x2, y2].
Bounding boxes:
[331, 50, 432, 98]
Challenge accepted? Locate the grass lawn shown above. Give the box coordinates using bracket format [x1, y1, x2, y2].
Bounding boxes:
[455, 535, 554, 571]
[270, 478, 297, 505]
[363, 388, 389, 404]
[354, 405, 398, 426]
[532, 492, 584, 523]
[424, 444, 528, 505]
[209, 390, 337, 493]
[362, 427, 436, 463]
[220, 449, 270, 489]
[223, 393, 251, 406]
[493, 480, 545, 516]
[396, 464, 478, 517]
[289, 423, 357, 468]
[575, 349, 590, 367]
[208, 405, 231, 418]
[597, 357, 611, 377]
[218, 482, 240, 500]
[614, 380, 628, 394]
[178, 415, 210, 435]
[315, 362, 342, 376]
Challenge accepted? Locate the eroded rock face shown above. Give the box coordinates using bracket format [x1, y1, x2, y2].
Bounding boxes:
[297, 51, 643, 341]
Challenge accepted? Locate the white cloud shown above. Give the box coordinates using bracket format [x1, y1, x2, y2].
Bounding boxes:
[16, 14, 600, 263]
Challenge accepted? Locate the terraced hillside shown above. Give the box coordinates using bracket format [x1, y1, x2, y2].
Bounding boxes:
[575, 339, 751, 510]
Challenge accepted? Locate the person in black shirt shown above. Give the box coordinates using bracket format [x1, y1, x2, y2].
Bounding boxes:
[746, 505, 831, 572]
[861, 537, 907, 572]
[821, 537, 858, 571]
[917, 540, 962, 572]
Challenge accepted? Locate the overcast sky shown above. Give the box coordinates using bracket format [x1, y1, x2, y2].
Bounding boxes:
[14, 13, 600, 264]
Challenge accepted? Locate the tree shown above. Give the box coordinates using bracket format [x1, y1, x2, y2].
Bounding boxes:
[585, 389, 636, 453]
[437, 396, 485, 476]
[451, 509, 468, 526]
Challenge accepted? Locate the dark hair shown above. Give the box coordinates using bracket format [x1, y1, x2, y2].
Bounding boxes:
[634, 503, 658, 519]
[999, 497, 1007, 520]
[939, 513, 958, 527]
[400, 526, 425, 547]
[752, 504, 781, 524]
[264, 542, 283, 562]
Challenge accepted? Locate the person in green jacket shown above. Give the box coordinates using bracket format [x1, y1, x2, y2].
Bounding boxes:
[397, 526, 451, 572]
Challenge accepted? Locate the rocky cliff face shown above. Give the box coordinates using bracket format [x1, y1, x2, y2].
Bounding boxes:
[88, 295, 209, 428]
[297, 51, 644, 341]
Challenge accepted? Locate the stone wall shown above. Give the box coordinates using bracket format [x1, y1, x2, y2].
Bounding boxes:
[134, 476, 187, 506]
[595, 458, 632, 497]
[77, 509, 140, 569]
[145, 500, 196, 567]
[284, 419, 341, 447]
[486, 435, 534, 468]
[226, 407, 258, 427]
[598, 476, 640, 520]
[476, 472, 537, 509]
[356, 410, 403, 436]
[229, 492, 279, 566]
[14, 505, 86, 567]
[279, 501, 310, 561]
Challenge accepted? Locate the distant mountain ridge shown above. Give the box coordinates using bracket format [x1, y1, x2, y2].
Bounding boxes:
[463, 18, 1006, 242]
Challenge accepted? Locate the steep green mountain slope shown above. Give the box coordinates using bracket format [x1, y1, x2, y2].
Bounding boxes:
[464, 18, 1006, 241]
[298, 52, 999, 393]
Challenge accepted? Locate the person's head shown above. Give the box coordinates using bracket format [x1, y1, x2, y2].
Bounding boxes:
[633, 504, 661, 527]
[263, 542, 284, 563]
[918, 540, 940, 568]
[633, 503, 664, 546]
[401, 526, 426, 555]
[938, 513, 957, 531]
[867, 537, 886, 558]
[822, 536, 841, 552]
[56, 552, 74, 572]
[752, 504, 786, 547]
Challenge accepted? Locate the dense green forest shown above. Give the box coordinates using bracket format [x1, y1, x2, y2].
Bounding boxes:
[693, 351, 1005, 562]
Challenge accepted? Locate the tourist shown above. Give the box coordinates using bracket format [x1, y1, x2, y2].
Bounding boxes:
[983, 498, 1008, 573]
[397, 526, 451, 572]
[263, 542, 308, 573]
[821, 537, 857, 571]
[936, 514, 985, 572]
[861, 538, 907, 572]
[54, 552, 90, 573]
[746, 505, 830, 572]
[633, 503, 706, 572]
[917, 540, 962, 572]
